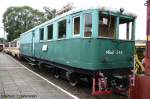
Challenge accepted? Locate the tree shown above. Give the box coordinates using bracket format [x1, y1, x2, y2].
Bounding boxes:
[43, 7, 56, 20]
[55, 3, 74, 15]
[3, 6, 47, 41]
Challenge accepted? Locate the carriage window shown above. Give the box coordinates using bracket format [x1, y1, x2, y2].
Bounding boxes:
[58, 20, 66, 38]
[84, 14, 92, 37]
[119, 23, 127, 40]
[40, 28, 44, 40]
[47, 24, 53, 40]
[73, 17, 80, 35]
[99, 14, 116, 38]
[119, 18, 132, 40]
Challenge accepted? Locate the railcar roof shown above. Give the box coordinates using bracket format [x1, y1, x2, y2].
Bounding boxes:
[20, 7, 136, 36]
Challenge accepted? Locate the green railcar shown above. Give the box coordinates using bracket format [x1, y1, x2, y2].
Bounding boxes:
[20, 7, 136, 94]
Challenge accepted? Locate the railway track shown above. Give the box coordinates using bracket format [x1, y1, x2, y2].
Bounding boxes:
[18, 58, 128, 99]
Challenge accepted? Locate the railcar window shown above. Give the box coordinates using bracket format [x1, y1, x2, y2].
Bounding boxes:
[84, 14, 92, 37]
[47, 25, 53, 40]
[99, 14, 116, 38]
[40, 28, 44, 40]
[58, 20, 66, 38]
[119, 19, 132, 40]
[73, 17, 80, 35]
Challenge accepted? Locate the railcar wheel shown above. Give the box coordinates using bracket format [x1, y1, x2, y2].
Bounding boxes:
[66, 71, 79, 87]
[54, 73, 60, 79]
[69, 80, 78, 87]
[54, 68, 60, 79]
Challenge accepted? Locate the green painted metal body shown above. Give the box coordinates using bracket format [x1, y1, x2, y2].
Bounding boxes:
[20, 8, 135, 71]
[21, 38, 134, 70]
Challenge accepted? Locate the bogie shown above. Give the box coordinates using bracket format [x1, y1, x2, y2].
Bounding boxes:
[66, 71, 79, 87]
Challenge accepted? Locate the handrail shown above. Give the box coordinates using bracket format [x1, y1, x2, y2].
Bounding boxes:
[134, 54, 145, 74]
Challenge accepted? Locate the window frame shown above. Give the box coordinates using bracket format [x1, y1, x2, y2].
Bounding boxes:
[98, 13, 116, 39]
[57, 19, 67, 39]
[118, 16, 135, 40]
[73, 16, 80, 37]
[84, 13, 92, 37]
[39, 28, 44, 41]
[47, 24, 53, 41]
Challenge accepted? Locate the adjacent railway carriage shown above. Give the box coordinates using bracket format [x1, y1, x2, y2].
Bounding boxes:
[4, 38, 20, 58]
[20, 7, 136, 95]
[0, 44, 4, 52]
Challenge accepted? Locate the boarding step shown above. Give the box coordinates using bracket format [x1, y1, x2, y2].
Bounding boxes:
[92, 77, 112, 96]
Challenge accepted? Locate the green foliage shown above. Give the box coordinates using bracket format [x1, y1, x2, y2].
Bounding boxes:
[3, 6, 47, 41]
[43, 7, 56, 19]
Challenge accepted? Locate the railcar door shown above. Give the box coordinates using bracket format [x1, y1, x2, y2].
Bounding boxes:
[32, 31, 35, 56]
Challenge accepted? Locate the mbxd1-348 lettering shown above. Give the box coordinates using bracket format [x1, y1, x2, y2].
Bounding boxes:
[105, 50, 123, 55]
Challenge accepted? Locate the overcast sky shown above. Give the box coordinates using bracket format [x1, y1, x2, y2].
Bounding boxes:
[0, 0, 147, 40]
